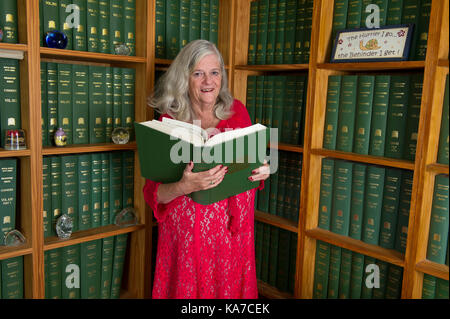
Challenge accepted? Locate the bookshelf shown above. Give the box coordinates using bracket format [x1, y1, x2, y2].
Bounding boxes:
[231, 0, 449, 299]
[0, 0, 152, 298]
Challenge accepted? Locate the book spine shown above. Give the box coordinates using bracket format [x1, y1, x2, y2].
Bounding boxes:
[209, 0, 219, 46]
[276, 229, 291, 291]
[353, 75, 375, 155]
[265, 0, 278, 65]
[0, 0, 19, 43]
[384, 264, 403, 299]
[109, 0, 123, 54]
[110, 234, 128, 298]
[113, 67, 123, 129]
[47, 62, 59, 145]
[349, 252, 365, 298]
[101, 152, 111, 226]
[47, 248, 62, 299]
[122, 151, 134, 209]
[246, 76, 257, 123]
[262, 76, 275, 128]
[61, 244, 81, 299]
[372, 259, 389, 298]
[105, 67, 113, 142]
[338, 248, 353, 298]
[346, 0, 362, 28]
[200, 0, 210, 40]
[293, 0, 306, 64]
[247, 1, 259, 65]
[180, 0, 190, 50]
[313, 240, 331, 298]
[86, 0, 99, 52]
[1, 256, 23, 299]
[437, 74, 449, 165]
[404, 73, 423, 161]
[300, 0, 313, 64]
[89, 65, 106, 143]
[155, 0, 166, 58]
[349, 163, 367, 240]
[43, 157, 52, 238]
[281, 76, 295, 144]
[293, 75, 307, 145]
[260, 224, 271, 281]
[272, 76, 286, 143]
[331, 160, 353, 236]
[360, 255, 375, 299]
[323, 75, 342, 150]
[283, 0, 297, 64]
[98, 0, 110, 54]
[123, 0, 136, 56]
[189, 0, 201, 43]
[81, 239, 102, 298]
[268, 227, 280, 286]
[100, 236, 115, 298]
[50, 156, 62, 237]
[0, 159, 17, 245]
[61, 155, 79, 231]
[78, 154, 92, 231]
[121, 68, 135, 140]
[327, 245, 342, 299]
[91, 153, 102, 228]
[435, 278, 449, 299]
[288, 233, 297, 293]
[426, 174, 449, 264]
[401, 0, 421, 60]
[421, 273, 437, 299]
[254, 76, 265, 125]
[41, 62, 49, 146]
[109, 152, 123, 224]
[73, 0, 88, 51]
[59, 0, 74, 50]
[40, 0, 44, 47]
[414, 0, 431, 60]
[336, 75, 358, 152]
[274, 0, 287, 65]
[369, 75, 391, 157]
[386, 0, 404, 25]
[42, 0, 59, 36]
[318, 158, 335, 230]
[256, 0, 269, 65]
[331, 0, 349, 43]
[394, 170, 413, 253]
[57, 63, 73, 145]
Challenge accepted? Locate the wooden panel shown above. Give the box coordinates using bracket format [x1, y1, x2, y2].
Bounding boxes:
[317, 61, 425, 71]
[0, 149, 31, 157]
[0, 245, 33, 261]
[254, 210, 298, 233]
[427, 163, 450, 175]
[235, 64, 309, 71]
[42, 142, 137, 155]
[257, 280, 294, 299]
[233, 0, 250, 66]
[0, 43, 28, 51]
[415, 260, 450, 281]
[40, 48, 146, 63]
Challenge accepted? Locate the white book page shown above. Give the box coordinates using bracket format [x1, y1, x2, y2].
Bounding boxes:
[204, 123, 267, 147]
[162, 117, 208, 141]
[139, 120, 205, 146]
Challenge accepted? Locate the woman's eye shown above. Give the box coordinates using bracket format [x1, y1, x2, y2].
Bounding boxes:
[211, 71, 220, 76]
[193, 71, 204, 77]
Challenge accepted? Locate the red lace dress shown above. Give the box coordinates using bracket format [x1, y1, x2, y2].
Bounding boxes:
[143, 99, 261, 299]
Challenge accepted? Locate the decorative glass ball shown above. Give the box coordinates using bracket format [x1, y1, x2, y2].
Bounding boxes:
[45, 30, 68, 49]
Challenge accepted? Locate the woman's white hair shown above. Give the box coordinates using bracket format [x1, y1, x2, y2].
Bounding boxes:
[148, 39, 234, 122]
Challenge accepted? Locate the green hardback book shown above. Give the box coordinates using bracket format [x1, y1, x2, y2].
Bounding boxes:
[404, 73, 423, 161]
[331, 160, 353, 236]
[349, 252, 365, 298]
[331, 0, 349, 49]
[113, 67, 123, 129]
[98, 0, 110, 54]
[200, 0, 210, 40]
[41, 62, 49, 146]
[78, 154, 92, 231]
[435, 278, 449, 299]
[180, 0, 190, 50]
[360, 255, 375, 299]
[426, 175, 449, 264]
[369, 75, 391, 157]
[287, 233, 297, 293]
[42, 0, 59, 37]
[61, 244, 81, 299]
[59, 0, 74, 50]
[105, 67, 113, 141]
[247, 1, 259, 65]
[89, 65, 106, 143]
[189, 0, 201, 42]
[122, 151, 134, 208]
[338, 248, 353, 299]
[353, 75, 375, 155]
[121, 68, 135, 140]
[372, 259, 389, 299]
[265, 0, 278, 65]
[1, 256, 23, 299]
[246, 75, 257, 123]
[294, 75, 307, 145]
[385, 75, 410, 159]
[273, 0, 286, 65]
[386, 0, 404, 25]
[123, 0, 136, 56]
[299, 0, 314, 64]
[166, 0, 180, 59]
[362, 165, 386, 245]
[336, 75, 358, 152]
[209, 0, 219, 46]
[437, 74, 449, 164]
[255, 76, 265, 124]
[346, 0, 362, 28]
[50, 156, 62, 237]
[43, 157, 52, 238]
[323, 75, 342, 150]
[109, 0, 123, 54]
[0, 58, 21, 148]
[282, 0, 297, 64]
[257, 166, 270, 213]
[0, 158, 17, 245]
[100, 236, 115, 298]
[101, 152, 111, 226]
[401, 0, 420, 61]
[47, 248, 62, 299]
[276, 229, 291, 292]
[110, 234, 128, 298]
[349, 163, 367, 240]
[293, 0, 307, 64]
[268, 159, 280, 216]
[281, 76, 295, 144]
[260, 224, 271, 282]
[256, 0, 269, 65]
[384, 264, 403, 299]
[318, 158, 335, 230]
[57, 63, 73, 145]
[262, 75, 274, 128]
[414, 0, 431, 60]
[421, 273, 437, 299]
[313, 240, 331, 298]
[394, 170, 413, 253]
[87, 0, 99, 52]
[61, 155, 79, 231]
[135, 118, 269, 205]
[39, 0, 44, 47]
[255, 221, 264, 279]
[81, 239, 102, 298]
[327, 245, 342, 299]
[155, 0, 166, 58]
[47, 62, 59, 145]
[73, 0, 87, 51]
[0, 0, 18, 43]
[268, 226, 280, 287]
[109, 151, 123, 224]
[91, 153, 102, 228]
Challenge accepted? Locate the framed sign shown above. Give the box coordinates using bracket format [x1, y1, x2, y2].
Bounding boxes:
[330, 24, 414, 63]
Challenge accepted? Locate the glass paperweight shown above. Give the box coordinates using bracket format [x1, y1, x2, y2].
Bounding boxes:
[114, 207, 138, 227]
[56, 214, 73, 239]
[45, 30, 68, 49]
[54, 127, 67, 146]
[114, 43, 131, 56]
[0, 28, 3, 42]
[4, 129, 27, 150]
[4, 230, 26, 247]
[111, 127, 130, 144]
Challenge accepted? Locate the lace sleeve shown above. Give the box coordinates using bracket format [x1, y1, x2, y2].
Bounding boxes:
[143, 179, 182, 223]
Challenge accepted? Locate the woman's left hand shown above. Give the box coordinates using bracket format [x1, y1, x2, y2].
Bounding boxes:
[249, 160, 270, 182]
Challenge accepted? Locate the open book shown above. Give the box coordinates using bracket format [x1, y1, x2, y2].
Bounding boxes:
[134, 118, 269, 205]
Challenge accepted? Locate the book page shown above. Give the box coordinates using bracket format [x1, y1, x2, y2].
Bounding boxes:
[139, 120, 205, 146]
[162, 117, 208, 141]
[204, 123, 267, 146]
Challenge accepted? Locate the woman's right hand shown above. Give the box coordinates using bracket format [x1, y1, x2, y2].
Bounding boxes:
[177, 161, 228, 195]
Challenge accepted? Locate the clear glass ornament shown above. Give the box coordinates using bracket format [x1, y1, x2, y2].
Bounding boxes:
[56, 214, 73, 239]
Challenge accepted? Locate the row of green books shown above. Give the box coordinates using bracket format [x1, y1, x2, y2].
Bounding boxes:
[39, 0, 136, 55]
[248, 0, 314, 65]
[255, 221, 297, 294]
[0, 158, 18, 245]
[0, 256, 23, 299]
[437, 74, 449, 165]
[318, 158, 412, 253]
[0, 58, 21, 149]
[44, 234, 128, 299]
[41, 62, 135, 147]
[247, 75, 308, 146]
[43, 151, 134, 237]
[323, 74, 423, 161]
[0, 0, 18, 43]
[422, 274, 449, 299]
[313, 242, 403, 299]
[155, 0, 219, 60]
[257, 151, 302, 222]
[331, 0, 431, 61]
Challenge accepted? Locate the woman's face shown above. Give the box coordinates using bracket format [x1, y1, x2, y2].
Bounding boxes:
[189, 53, 222, 109]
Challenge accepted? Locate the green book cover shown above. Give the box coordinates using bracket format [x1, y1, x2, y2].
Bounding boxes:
[121, 68, 135, 140]
[47, 248, 62, 299]
[89, 65, 106, 143]
[331, 160, 353, 236]
[43, 157, 52, 238]
[401, 0, 421, 60]
[360, 255, 375, 299]
[0, 58, 21, 148]
[394, 170, 413, 253]
[290, 154, 302, 222]
[256, 0, 269, 65]
[61, 244, 81, 299]
[255, 76, 265, 124]
[209, 0, 219, 46]
[331, 0, 349, 48]
[313, 240, 331, 298]
[61, 155, 78, 231]
[384, 264, 403, 299]
[109, 152, 123, 224]
[276, 229, 291, 292]
[421, 273, 436, 299]
[255, 221, 264, 279]
[113, 67, 123, 129]
[247, 0, 259, 65]
[262, 75, 274, 128]
[274, 152, 287, 217]
[281, 76, 295, 144]
[349, 252, 365, 298]
[346, 0, 362, 28]
[155, 0, 166, 58]
[426, 175, 449, 264]
[123, 0, 136, 56]
[105, 67, 113, 141]
[0, 159, 17, 245]
[372, 259, 389, 299]
[403, 73, 423, 161]
[1, 256, 23, 299]
[362, 165, 386, 245]
[323, 75, 342, 150]
[122, 151, 134, 209]
[338, 248, 353, 299]
[379, 168, 403, 249]
[435, 278, 449, 299]
[260, 224, 271, 281]
[386, 0, 404, 25]
[336, 75, 358, 152]
[362, 0, 388, 27]
[437, 74, 449, 165]
[353, 75, 375, 155]
[274, 0, 286, 65]
[287, 233, 297, 293]
[294, 75, 307, 145]
[110, 234, 128, 298]
[327, 245, 342, 299]
[41, 62, 49, 146]
[414, 0, 431, 60]
[78, 154, 92, 231]
[98, 0, 110, 54]
[166, 0, 179, 59]
[109, 0, 123, 54]
[73, 0, 88, 51]
[101, 152, 111, 226]
[86, 0, 99, 52]
[282, 0, 297, 64]
[385, 75, 410, 159]
[293, 0, 307, 64]
[300, 0, 313, 64]
[81, 239, 102, 298]
[91, 153, 102, 228]
[349, 163, 367, 240]
[57, 63, 73, 145]
[59, 0, 74, 50]
[246, 76, 257, 123]
[257, 167, 271, 213]
[268, 226, 280, 286]
[50, 156, 62, 237]
[265, 0, 278, 65]
[47, 62, 59, 145]
[0, 0, 18, 43]
[189, 0, 201, 42]
[40, 0, 44, 47]
[100, 236, 115, 298]
[369, 75, 391, 157]
[318, 158, 335, 230]
[200, 0, 210, 40]
[42, 0, 59, 37]
[180, 0, 190, 50]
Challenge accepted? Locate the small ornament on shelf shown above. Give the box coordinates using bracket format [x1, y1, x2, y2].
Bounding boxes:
[56, 214, 73, 239]
[4, 229, 27, 247]
[114, 43, 131, 56]
[4, 129, 26, 150]
[0, 27, 3, 42]
[45, 30, 68, 49]
[54, 127, 67, 146]
[114, 207, 138, 227]
[112, 127, 130, 144]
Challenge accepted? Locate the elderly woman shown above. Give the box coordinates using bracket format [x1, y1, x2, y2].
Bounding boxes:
[144, 40, 270, 299]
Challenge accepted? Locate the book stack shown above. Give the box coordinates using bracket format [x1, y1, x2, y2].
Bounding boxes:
[0, 0, 19, 44]
[39, 0, 136, 55]
[246, 74, 308, 146]
[41, 62, 135, 146]
[43, 151, 133, 299]
[330, 0, 431, 61]
[323, 74, 423, 161]
[437, 75, 449, 165]
[248, 0, 314, 65]
[155, 0, 220, 60]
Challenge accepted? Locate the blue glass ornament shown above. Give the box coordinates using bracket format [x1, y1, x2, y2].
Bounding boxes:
[45, 30, 68, 49]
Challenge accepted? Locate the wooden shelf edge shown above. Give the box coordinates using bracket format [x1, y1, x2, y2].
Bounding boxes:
[257, 280, 295, 299]
[235, 64, 309, 71]
[40, 47, 146, 63]
[437, 59, 449, 68]
[44, 224, 145, 251]
[0, 244, 33, 261]
[305, 228, 405, 267]
[0, 43, 28, 52]
[43, 142, 137, 155]
[415, 260, 449, 281]
[269, 143, 303, 153]
[255, 210, 298, 233]
[317, 61, 425, 71]
[0, 148, 32, 157]
[311, 148, 415, 170]
[426, 163, 449, 175]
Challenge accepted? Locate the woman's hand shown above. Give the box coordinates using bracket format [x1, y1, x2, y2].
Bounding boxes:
[178, 161, 228, 195]
[248, 160, 270, 182]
